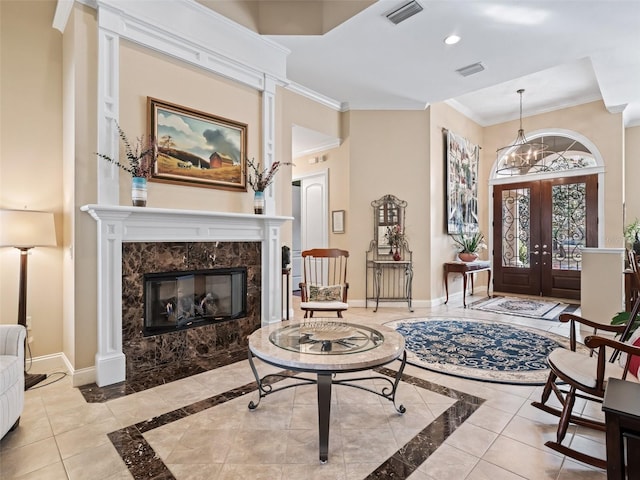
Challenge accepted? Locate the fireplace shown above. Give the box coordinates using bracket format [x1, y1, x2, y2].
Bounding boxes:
[144, 267, 247, 336]
[122, 241, 261, 379]
[82, 204, 290, 387]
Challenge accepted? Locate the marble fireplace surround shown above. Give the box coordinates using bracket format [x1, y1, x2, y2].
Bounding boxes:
[82, 204, 290, 387]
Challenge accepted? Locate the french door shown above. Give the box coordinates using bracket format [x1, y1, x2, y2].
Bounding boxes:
[493, 175, 597, 300]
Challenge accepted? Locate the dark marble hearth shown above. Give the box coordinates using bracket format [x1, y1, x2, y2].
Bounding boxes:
[79, 346, 248, 402]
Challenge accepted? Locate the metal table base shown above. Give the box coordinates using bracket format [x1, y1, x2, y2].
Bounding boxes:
[247, 349, 407, 463]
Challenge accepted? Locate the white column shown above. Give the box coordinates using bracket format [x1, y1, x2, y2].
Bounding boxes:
[581, 248, 625, 326]
[97, 19, 120, 205]
[90, 210, 129, 386]
[262, 76, 277, 215]
[262, 219, 283, 325]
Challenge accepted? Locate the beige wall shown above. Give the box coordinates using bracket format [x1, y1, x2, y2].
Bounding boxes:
[69, 4, 100, 371]
[0, 1, 64, 359]
[347, 110, 430, 302]
[625, 126, 640, 223]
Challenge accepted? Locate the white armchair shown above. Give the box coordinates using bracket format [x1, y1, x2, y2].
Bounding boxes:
[0, 324, 26, 439]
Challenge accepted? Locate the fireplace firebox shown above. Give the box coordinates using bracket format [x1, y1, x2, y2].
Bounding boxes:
[143, 267, 247, 336]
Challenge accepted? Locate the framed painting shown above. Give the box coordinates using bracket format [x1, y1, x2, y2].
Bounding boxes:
[148, 97, 247, 190]
[332, 210, 345, 234]
[446, 129, 479, 234]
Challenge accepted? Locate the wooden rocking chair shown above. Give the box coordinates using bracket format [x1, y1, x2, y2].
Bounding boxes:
[299, 248, 349, 318]
[532, 254, 640, 468]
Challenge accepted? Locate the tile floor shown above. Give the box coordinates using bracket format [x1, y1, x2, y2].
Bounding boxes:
[0, 293, 608, 479]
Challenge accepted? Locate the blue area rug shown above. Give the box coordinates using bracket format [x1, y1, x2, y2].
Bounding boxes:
[386, 317, 588, 385]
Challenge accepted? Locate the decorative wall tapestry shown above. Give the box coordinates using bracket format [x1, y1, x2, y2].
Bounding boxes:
[446, 130, 479, 234]
[148, 97, 247, 190]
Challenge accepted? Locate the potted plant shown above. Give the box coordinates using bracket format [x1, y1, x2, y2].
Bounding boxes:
[246, 158, 292, 214]
[451, 231, 486, 262]
[624, 218, 640, 255]
[96, 123, 156, 207]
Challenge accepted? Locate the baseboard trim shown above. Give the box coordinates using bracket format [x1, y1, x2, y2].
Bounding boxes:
[348, 298, 447, 309]
[26, 352, 67, 372]
[71, 366, 97, 387]
[26, 352, 96, 387]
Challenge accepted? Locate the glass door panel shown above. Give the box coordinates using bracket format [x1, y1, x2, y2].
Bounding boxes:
[501, 187, 531, 268]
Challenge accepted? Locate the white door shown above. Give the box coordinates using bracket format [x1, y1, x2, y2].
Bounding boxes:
[292, 170, 329, 288]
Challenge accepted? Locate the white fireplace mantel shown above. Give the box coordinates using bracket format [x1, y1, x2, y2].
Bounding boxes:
[81, 204, 291, 387]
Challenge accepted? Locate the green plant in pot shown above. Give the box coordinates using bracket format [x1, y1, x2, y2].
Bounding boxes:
[624, 218, 640, 255]
[451, 231, 486, 262]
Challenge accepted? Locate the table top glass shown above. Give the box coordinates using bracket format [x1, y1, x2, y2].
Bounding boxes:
[248, 320, 404, 372]
[269, 321, 384, 355]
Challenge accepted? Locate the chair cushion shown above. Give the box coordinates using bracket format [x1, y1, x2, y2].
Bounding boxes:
[300, 301, 348, 311]
[0, 355, 21, 396]
[617, 327, 640, 376]
[629, 337, 640, 377]
[307, 284, 343, 302]
[548, 348, 640, 388]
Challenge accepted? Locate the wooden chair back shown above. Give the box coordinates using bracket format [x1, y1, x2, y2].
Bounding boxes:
[301, 248, 349, 288]
[299, 248, 349, 318]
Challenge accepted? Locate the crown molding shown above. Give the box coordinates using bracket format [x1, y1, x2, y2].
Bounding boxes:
[96, 0, 289, 90]
[445, 99, 487, 126]
[342, 100, 428, 111]
[285, 82, 343, 111]
[294, 140, 342, 159]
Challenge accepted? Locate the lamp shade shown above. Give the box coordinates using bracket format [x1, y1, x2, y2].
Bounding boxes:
[0, 209, 57, 248]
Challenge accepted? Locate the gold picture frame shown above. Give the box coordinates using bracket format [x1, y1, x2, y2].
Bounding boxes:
[148, 97, 247, 190]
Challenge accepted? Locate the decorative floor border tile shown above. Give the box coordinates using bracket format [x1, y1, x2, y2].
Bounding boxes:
[106, 366, 485, 480]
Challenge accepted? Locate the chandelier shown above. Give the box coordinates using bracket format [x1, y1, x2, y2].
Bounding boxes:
[496, 89, 550, 176]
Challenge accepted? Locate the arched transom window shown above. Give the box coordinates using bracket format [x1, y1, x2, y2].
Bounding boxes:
[495, 133, 598, 177]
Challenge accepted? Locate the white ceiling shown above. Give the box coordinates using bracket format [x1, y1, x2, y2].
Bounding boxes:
[261, 0, 640, 156]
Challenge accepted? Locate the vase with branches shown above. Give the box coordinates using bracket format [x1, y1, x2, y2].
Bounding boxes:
[385, 224, 405, 259]
[246, 158, 293, 214]
[96, 123, 157, 207]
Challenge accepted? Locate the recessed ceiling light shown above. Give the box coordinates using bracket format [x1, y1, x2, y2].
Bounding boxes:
[444, 34, 461, 45]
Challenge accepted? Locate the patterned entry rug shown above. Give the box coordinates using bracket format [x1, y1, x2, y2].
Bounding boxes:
[386, 317, 588, 385]
[468, 295, 579, 321]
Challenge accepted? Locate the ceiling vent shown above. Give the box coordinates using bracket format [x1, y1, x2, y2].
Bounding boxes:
[386, 1, 423, 25]
[456, 62, 485, 77]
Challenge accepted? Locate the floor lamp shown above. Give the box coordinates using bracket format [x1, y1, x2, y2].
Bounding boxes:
[0, 209, 57, 389]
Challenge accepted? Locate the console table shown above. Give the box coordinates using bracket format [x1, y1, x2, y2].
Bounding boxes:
[602, 377, 640, 479]
[247, 321, 406, 463]
[366, 259, 414, 312]
[444, 260, 492, 307]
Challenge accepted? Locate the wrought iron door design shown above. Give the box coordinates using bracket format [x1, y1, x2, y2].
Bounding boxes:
[493, 175, 597, 299]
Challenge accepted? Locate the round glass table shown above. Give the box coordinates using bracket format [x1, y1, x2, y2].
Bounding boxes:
[247, 320, 407, 463]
